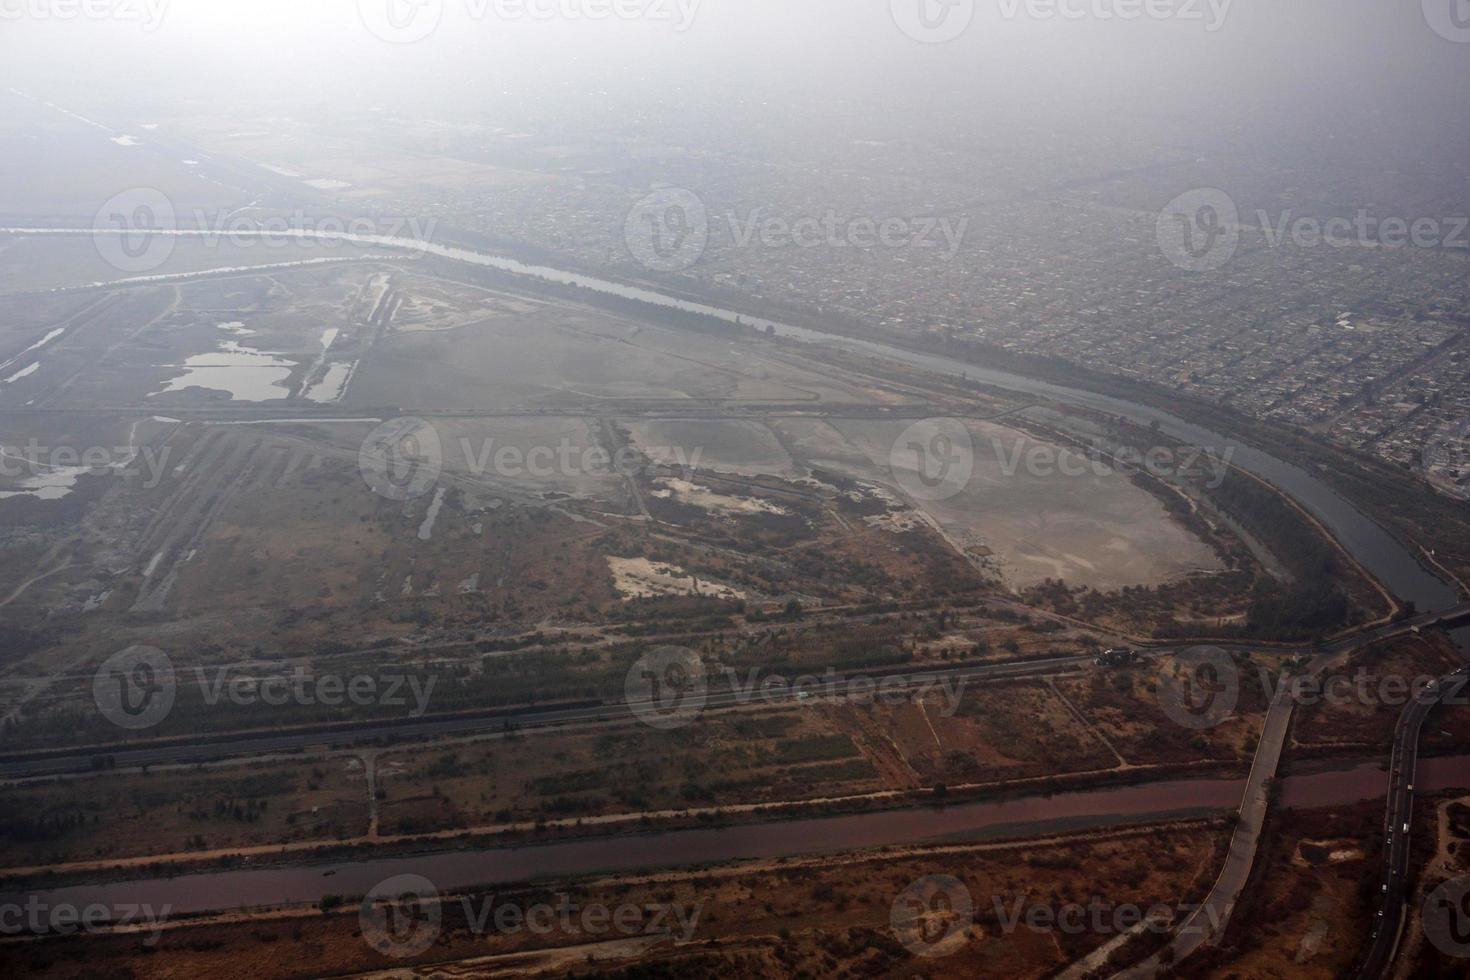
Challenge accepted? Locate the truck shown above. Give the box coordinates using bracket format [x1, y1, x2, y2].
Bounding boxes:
[1096, 647, 1140, 667]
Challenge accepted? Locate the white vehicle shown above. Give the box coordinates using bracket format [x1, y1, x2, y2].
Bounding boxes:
[1403, 822, 1409, 833]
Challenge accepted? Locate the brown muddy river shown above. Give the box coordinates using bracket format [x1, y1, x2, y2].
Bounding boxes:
[9, 757, 1466, 918]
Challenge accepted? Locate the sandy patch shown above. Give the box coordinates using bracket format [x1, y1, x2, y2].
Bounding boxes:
[607, 556, 744, 599]
[649, 478, 789, 516]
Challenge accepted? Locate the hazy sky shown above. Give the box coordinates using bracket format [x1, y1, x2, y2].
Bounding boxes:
[2, 0, 1467, 214]
[4, 1, 1466, 110]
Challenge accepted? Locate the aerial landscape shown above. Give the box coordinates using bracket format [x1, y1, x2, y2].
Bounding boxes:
[0, 1, 1469, 978]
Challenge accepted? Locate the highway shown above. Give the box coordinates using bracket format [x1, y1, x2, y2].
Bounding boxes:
[11, 603, 1466, 785]
[1110, 604, 1470, 979]
[0, 652, 1110, 781]
[1111, 647, 1322, 979]
[1353, 666, 1470, 979]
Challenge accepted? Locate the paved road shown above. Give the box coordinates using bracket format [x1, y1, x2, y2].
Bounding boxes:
[1111, 651, 1319, 979]
[8, 601, 1465, 786]
[0, 653, 1110, 780]
[1109, 607, 1470, 979]
[1354, 666, 1470, 979]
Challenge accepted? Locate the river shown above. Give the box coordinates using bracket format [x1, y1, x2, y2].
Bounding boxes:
[5, 756, 1466, 918]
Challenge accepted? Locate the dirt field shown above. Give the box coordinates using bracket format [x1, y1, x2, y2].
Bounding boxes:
[375, 709, 880, 834]
[1053, 651, 1272, 767]
[1294, 634, 1466, 751]
[1188, 802, 1383, 979]
[0, 823, 1228, 979]
[0, 759, 368, 869]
